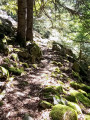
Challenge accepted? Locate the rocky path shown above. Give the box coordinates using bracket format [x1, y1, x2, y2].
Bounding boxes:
[0, 42, 62, 120]
[0, 38, 90, 120]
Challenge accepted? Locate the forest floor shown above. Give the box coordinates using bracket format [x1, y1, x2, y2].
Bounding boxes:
[0, 36, 90, 120]
[0, 38, 60, 120]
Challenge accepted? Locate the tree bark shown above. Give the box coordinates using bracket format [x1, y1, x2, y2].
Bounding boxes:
[17, 0, 26, 47]
[26, 0, 33, 42]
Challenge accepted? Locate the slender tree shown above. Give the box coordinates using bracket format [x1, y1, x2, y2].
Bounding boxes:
[26, 0, 33, 42]
[17, 0, 26, 47]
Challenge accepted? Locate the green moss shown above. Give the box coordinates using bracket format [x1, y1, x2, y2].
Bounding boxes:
[51, 72, 57, 78]
[3, 58, 10, 63]
[70, 90, 90, 107]
[32, 64, 37, 69]
[43, 86, 57, 94]
[56, 86, 63, 94]
[0, 101, 3, 106]
[8, 67, 23, 75]
[29, 43, 42, 63]
[11, 53, 19, 61]
[18, 50, 30, 59]
[72, 62, 80, 72]
[55, 67, 62, 74]
[43, 93, 53, 100]
[67, 101, 82, 114]
[64, 95, 78, 103]
[44, 85, 63, 95]
[50, 104, 78, 120]
[21, 63, 29, 68]
[53, 95, 65, 105]
[87, 93, 90, 99]
[40, 100, 53, 109]
[85, 115, 90, 120]
[0, 66, 9, 79]
[52, 61, 62, 67]
[78, 89, 88, 96]
[72, 71, 82, 81]
[57, 81, 64, 85]
[70, 81, 90, 93]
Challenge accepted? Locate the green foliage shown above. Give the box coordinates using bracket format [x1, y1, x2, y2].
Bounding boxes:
[0, 0, 17, 20]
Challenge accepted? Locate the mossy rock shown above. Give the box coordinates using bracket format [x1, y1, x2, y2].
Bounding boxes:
[51, 72, 57, 78]
[43, 85, 63, 95]
[53, 96, 66, 105]
[78, 89, 88, 97]
[43, 93, 53, 100]
[21, 62, 29, 68]
[50, 104, 78, 120]
[43, 86, 56, 94]
[28, 43, 42, 63]
[55, 67, 62, 74]
[56, 86, 63, 94]
[0, 101, 3, 106]
[52, 61, 62, 67]
[8, 67, 23, 75]
[18, 50, 30, 59]
[32, 64, 38, 69]
[10, 53, 19, 61]
[67, 101, 82, 114]
[40, 100, 53, 109]
[70, 81, 90, 93]
[3, 58, 10, 64]
[70, 90, 90, 107]
[64, 95, 78, 103]
[52, 41, 62, 51]
[72, 62, 80, 73]
[0, 66, 9, 79]
[87, 93, 90, 99]
[72, 71, 82, 81]
[0, 41, 9, 55]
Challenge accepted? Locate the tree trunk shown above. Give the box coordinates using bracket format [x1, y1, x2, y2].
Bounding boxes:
[26, 0, 33, 42]
[17, 0, 26, 47]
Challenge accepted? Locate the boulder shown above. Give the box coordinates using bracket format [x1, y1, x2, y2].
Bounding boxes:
[40, 100, 53, 109]
[27, 43, 42, 63]
[50, 104, 78, 120]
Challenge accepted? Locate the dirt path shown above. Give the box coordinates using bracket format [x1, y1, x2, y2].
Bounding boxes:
[0, 39, 90, 120]
[0, 42, 63, 120]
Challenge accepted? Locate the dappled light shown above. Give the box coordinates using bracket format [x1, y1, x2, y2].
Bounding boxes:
[0, 0, 90, 120]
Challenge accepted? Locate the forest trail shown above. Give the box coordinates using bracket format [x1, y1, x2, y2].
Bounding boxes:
[0, 39, 64, 120]
[0, 37, 90, 120]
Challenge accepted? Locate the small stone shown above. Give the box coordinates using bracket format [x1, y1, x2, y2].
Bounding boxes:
[23, 114, 33, 120]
